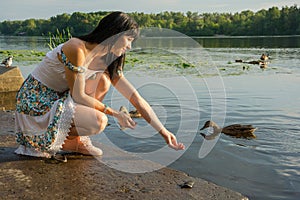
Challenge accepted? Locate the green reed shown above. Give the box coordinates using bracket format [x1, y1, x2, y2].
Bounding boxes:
[47, 28, 72, 50]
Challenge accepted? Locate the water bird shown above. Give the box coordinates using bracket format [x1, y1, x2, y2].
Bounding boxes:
[200, 120, 257, 140]
[129, 109, 142, 118]
[260, 53, 269, 61]
[119, 106, 130, 115]
[1, 56, 13, 67]
[246, 60, 262, 65]
[119, 106, 142, 118]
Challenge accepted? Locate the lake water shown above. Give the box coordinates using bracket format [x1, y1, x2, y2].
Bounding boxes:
[0, 35, 299, 200]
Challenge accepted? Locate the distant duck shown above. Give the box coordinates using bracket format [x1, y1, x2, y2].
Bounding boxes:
[246, 60, 262, 65]
[235, 59, 243, 63]
[260, 53, 269, 61]
[1, 56, 13, 68]
[200, 120, 257, 140]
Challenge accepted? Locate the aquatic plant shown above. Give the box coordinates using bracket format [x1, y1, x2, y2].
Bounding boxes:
[47, 28, 72, 50]
[0, 50, 45, 63]
[175, 61, 195, 69]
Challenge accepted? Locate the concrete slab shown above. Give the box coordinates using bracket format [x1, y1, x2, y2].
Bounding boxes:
[0, 66, 24, 92]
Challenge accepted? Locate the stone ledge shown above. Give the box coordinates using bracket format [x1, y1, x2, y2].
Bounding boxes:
[0, 67, 24, 92]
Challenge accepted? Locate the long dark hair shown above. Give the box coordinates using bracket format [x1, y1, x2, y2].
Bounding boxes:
[76, 11, 139, 80]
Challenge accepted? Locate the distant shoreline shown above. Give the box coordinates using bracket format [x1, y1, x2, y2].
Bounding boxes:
[1, 6, 299, 37]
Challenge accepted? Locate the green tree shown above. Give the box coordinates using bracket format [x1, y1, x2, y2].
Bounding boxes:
[0, 6, 299, 36]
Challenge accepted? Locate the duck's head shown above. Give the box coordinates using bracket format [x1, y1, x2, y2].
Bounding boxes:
[260, 53, 269, 61]
[5, 56, 13, 61]
[119, 106, 129, 115]
[199, 120, 222, 140]
[200, 120, 218, 130]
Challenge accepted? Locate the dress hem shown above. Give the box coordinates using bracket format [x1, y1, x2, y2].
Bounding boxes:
[49, 93, 76, 154]
[14, 145, 51, 158]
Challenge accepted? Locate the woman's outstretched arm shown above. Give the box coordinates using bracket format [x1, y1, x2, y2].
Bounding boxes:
[112, 76, 185, 150]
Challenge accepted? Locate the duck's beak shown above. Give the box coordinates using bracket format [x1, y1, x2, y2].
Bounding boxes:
[199, 132, 206, 138]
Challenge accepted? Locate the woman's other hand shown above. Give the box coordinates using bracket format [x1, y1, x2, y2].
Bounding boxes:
[117, 111, 137, 129]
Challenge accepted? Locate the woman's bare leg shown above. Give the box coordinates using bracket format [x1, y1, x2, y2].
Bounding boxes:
[62, 105, 107, 156]
[68, 104, 108, 136]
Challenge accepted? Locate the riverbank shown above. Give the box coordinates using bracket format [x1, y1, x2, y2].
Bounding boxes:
[0, 111, 247, 200]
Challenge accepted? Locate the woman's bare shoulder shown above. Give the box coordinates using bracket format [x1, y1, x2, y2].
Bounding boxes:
[63, 38, 85, 51]
[62, 38, 86, 66]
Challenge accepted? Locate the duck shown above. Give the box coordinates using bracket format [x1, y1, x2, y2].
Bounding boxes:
[119, 106, 130, 115]
[1, 56, 13, 68]
[260, 53, 269, 61]
[119, 106, 142, 118]
[129, 109, 142, 118]
[200, 120, 257, 140]
[246, 60, 262, 65]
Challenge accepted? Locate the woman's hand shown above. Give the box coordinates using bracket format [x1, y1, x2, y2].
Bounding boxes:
[116, 111, 137, 129]
[160, 130, 185, 150]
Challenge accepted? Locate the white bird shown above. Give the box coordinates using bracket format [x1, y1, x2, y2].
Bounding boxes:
[1, 56, 13, 68]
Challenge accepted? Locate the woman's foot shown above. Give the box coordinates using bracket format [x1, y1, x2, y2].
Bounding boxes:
[62, 136, 103, 156]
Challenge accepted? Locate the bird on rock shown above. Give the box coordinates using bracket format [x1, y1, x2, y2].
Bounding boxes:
[1, 56, 13, 68]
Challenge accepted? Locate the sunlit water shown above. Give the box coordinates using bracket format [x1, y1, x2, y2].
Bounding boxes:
[1, 36, 299, 199]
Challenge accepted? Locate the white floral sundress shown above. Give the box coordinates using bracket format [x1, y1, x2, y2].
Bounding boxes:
[14, 43, 99, 158]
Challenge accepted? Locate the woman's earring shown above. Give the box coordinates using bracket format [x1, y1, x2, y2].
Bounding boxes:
[117, 69, 123, 76]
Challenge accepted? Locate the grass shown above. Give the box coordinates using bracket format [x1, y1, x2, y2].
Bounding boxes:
[47, 28, 72, 50]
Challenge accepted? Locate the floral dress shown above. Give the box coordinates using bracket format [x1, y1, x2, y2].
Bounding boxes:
[14, 43, 100, 157]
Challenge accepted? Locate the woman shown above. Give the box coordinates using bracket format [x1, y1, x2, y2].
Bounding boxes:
[15, 11, 185, 158]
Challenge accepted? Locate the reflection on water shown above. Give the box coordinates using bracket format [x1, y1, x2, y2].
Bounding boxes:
[0, 36, 49, 51]
[2, 35, 300, 49]
[194, 35, 300, 48]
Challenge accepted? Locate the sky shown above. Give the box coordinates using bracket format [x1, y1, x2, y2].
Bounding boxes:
[0, 0, 299, 21]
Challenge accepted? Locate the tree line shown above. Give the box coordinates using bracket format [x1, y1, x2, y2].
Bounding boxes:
[0, 5, 299, 37]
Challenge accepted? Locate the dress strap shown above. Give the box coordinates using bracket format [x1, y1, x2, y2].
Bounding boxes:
[60, 49, 86, 73]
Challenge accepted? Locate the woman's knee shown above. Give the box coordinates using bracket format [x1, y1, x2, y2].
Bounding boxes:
[73, 105, 108, 135]
[94, 112, 108, 133]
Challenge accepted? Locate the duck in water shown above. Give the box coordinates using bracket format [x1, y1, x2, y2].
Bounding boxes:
[200, 120, 257, 140]
[260, 53, 269, 61]
[259, 53, 269, 69]
[119, 106, 142, 118]
[129, 109, 142, 118]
